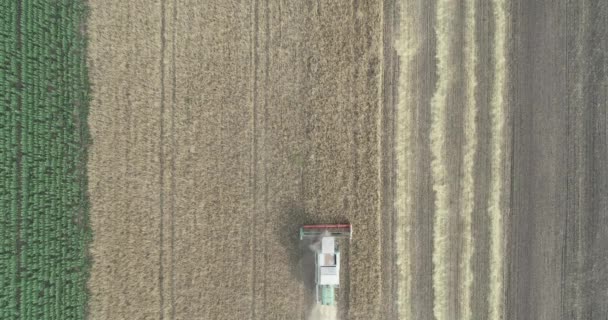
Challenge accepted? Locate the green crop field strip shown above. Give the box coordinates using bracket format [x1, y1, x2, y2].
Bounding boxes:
[0, 1, 89, 319]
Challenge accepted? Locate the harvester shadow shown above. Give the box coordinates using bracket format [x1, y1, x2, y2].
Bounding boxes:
[275, 203, 317, 316]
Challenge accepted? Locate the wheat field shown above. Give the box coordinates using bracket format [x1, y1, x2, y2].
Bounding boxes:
[87, 0, 394, 319]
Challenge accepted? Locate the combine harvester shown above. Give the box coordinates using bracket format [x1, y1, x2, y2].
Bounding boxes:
[300, 224, 352, 306]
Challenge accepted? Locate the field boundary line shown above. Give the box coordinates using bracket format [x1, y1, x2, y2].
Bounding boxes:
[380, 0, 400, 318]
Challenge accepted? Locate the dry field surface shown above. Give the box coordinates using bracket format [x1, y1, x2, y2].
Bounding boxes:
[87, 0, 395, 319]
[86, 0, 607, 319]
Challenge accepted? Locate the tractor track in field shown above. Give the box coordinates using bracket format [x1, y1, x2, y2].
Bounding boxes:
[249, 0, 259, 318]
[158, 0, 167, 318]
[169, 0, 178, 318]
[261, 0, 272, 315]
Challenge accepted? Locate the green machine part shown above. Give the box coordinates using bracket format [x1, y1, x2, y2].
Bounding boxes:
[320, 285, 335, 306]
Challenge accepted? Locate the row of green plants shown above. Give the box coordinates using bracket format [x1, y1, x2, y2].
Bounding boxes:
[0, 1, 90, 319]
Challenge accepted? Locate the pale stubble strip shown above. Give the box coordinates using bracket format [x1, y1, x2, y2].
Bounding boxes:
[460, 0, 477, 319]
[394, 0, 423, 319]
[488, 0, 508, 319]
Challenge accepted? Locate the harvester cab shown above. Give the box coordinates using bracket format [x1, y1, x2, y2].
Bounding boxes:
[299, 224, 352, 306]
